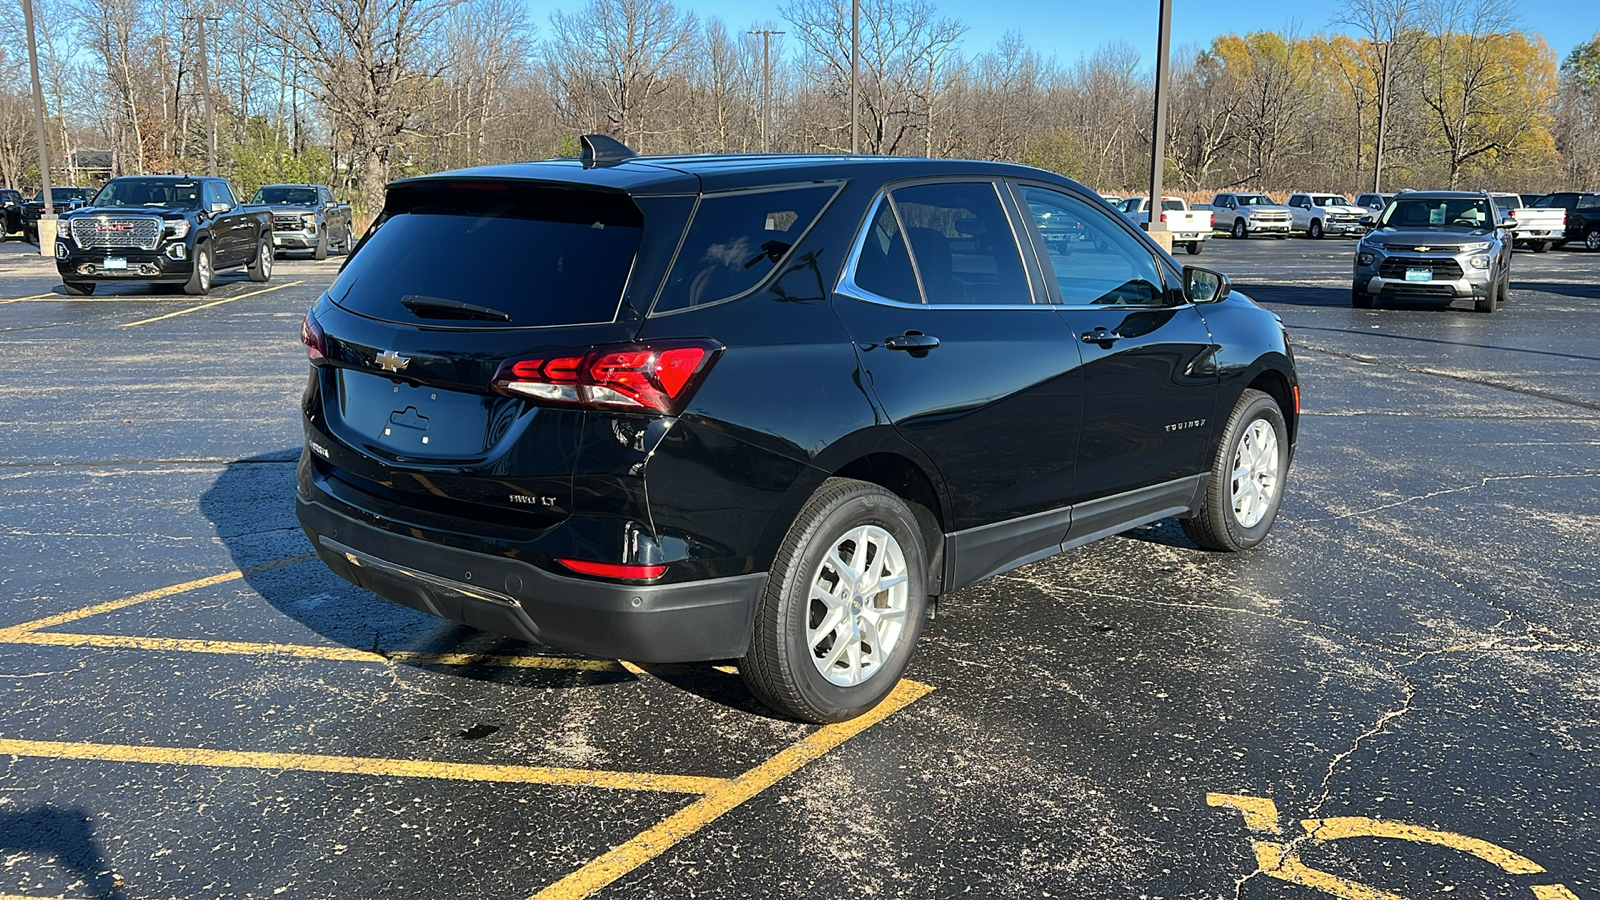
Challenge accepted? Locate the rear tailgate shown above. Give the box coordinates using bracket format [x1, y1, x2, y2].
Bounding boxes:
[1509, 206, 1565, 236]
[304, 178, 693, 532]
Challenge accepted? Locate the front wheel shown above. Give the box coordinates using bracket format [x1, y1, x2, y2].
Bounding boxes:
[1231, 220, 1247, 239]
[62, 281, 94, 296]
[739, 479, 928, 723]
[183, 243, 213, 296]
[1181, 389, 1290, 552]
[1352, 288, 1373, 309]
[247, 237, 272, 282]
[1308, 219, 1323, 239]
[312, 229, 328, 260]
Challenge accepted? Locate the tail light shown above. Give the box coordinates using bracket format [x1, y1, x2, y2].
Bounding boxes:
[492, 340, 722, 415]
[301, 311, 326, 361]
[1159, 212, 1168, 223]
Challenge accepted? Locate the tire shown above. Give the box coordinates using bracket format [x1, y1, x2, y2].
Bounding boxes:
[1185, 240, 1204, 255]
[312, 229, 328, 260]
[738, 478, 929, 723]
[1474, 277, 1500, 313]
[1308, 219, 1323, 239]
[1352, 288, 1373, 309]
[1586, 228, 1600, 252]
[62, 281, 94, 296]
[1533, 241, 1551, 253]
[1231, 219, 1247, 239]
[183, 242, 213, 296]
[1181, 389, 1290, 552]
[247, 237, 272, 282]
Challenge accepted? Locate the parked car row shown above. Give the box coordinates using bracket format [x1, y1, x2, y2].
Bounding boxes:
[1091, 188, 1600, 251]
[23, 176, 354, 295]
[1115, 196, 1212, 255]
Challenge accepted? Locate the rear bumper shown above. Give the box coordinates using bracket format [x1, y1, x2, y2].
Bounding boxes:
[296, 494, 766, 663]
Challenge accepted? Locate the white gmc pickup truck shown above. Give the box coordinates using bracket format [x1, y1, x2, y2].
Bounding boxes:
[1118, 196, 1213, 255]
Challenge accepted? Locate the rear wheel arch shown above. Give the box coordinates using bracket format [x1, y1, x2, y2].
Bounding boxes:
[831, 453, 948, 595]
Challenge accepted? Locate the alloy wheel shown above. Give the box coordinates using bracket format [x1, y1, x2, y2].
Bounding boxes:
[805, 524, 911, 687]
[1230, 419, 1281, 528]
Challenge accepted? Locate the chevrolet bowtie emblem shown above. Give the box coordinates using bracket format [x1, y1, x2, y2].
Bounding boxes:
[1415, 246, 1431, 252]
[375, 350, 410, 373]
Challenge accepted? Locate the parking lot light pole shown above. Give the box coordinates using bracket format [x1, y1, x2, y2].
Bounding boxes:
[750, 30, 785, 153]
[850, 0, 859, 154]
[1373, 39, 1391, 193]
[1146, 0, 1174, 254]
[22, 0, 56, 257]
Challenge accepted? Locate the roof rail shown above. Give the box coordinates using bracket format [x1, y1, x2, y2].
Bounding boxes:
[580, 134, 638, 168]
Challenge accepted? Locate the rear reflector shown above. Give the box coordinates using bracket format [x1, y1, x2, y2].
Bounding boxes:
[557, 559, 667, 580]
[493, 340, 722, 414]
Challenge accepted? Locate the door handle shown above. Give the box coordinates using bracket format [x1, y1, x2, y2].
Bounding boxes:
[884, 332, 941, 352]
[1081, 327, 1124, 346]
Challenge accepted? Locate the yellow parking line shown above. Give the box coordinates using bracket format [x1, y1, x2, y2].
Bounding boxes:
[5, 630, 625, 672]
[528, 679, 935, 900]
[0, 554, 313, 639]
[0, 292, 55, 304]
[0, 737, 727, 794]
[1305, 817, 1547, 874]
[119, 280, 302, 327]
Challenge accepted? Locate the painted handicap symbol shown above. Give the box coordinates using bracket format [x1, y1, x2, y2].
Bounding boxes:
[1207, 793, 1578, 900]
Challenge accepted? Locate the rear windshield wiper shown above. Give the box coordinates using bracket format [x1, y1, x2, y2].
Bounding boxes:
[401, 295, 512, 322]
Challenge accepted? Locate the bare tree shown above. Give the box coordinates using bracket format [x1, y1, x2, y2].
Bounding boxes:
[543, 0, 698, 151]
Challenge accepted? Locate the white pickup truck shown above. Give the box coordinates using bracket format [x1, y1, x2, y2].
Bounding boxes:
[1285, 193, 1370, 238]
[1488, 192, 1566, 253]
[1118, 196, 1212, 255]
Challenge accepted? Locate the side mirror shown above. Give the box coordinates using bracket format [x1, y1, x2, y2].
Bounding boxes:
[210, 201, 230, 214]
[1183, 265, 1231, 304]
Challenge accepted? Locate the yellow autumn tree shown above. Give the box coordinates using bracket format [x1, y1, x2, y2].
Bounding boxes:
[1417, 27, 1559, 186]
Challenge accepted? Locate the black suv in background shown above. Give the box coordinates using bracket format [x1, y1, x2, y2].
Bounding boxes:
[296, 138, 1300, 722]
[21, 186, 94, 242]
[1, 189, 23, 238]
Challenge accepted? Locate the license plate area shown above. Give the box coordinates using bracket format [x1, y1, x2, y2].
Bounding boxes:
[1405, 267, 1433, 282]
[103, 257, 127, 271]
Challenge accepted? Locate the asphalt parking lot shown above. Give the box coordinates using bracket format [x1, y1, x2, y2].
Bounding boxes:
[0, 234, 1596, 899]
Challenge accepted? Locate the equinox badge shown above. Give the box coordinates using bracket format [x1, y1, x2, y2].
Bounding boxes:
[375, 350, 410, 373]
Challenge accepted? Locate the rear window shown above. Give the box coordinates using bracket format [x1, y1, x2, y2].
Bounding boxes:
[652, 185, 837, 314]
[329, 183, 643, 328]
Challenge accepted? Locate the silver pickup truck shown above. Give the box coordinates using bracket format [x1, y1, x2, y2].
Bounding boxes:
[245, 184, 354, 260]
[1199, 193, 1294, 239]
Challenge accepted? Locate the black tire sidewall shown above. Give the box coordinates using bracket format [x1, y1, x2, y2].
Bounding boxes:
[1209, 392, 1289, 550]
[764, 485, 928, 722]
[1232, 220, 1246, 238]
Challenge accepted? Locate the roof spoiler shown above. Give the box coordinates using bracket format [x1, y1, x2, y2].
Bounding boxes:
[580, 134, 638, 168]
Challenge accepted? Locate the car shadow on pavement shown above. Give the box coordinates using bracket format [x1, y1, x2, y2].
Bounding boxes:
[1512, 280, 1600, 300]
[198, 450, 631, 690]
[0, 805, 127, 900]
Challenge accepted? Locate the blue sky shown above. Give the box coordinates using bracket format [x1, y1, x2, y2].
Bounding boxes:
[561, 0, 1595, 68]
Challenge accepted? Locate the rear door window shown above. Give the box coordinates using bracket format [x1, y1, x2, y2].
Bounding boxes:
[653, 184, 837, 313]
[329, 183, 644, 328]
[888, 182, 1032, 305]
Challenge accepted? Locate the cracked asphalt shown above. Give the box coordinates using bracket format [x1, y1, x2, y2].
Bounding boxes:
[0, 233, 1595, 899]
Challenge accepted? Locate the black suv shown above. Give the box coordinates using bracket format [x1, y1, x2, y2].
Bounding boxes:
[297, 138, 1300, 722]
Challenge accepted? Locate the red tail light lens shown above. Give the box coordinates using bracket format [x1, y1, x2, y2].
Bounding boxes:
[1159, 212, 1168, 223]
[493, 340, 721, 414]
[557, 559, 667, 580]
[301, 311, 326, 361]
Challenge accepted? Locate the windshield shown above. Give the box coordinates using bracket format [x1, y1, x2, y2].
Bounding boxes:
[34, 188, 92, 203]
[92, 179, 202, 210]
[253, 187, 320, 206]
[1378, 197, 1495, 231]
[1236, 195, 1274, 206]
[1312, 196, 1349, 206]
